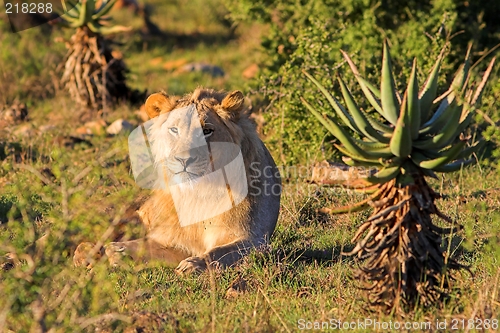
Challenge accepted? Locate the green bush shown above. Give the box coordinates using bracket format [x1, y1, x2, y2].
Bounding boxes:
[225, 0, 500, 165]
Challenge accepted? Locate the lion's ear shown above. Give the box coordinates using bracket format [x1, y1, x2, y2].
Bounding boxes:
[144, 92, 176, 119]
[222, 90, 245, 115]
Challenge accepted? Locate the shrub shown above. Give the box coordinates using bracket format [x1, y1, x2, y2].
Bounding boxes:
[225, 0, 500, 165]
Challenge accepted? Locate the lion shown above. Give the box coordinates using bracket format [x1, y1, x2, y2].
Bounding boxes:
[73, 88, 281, 274]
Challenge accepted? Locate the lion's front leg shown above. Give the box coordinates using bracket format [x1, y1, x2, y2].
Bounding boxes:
[74, 239, 190, 268]
[175, 240, 254, 275]
[105, 239, 191, 267]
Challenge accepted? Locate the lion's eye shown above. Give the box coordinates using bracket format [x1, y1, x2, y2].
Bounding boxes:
[203, 128, 214, 137]
[169, 127, 178, 135]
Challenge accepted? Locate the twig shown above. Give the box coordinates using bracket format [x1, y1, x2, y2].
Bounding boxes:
[72, 147, 122, 184]
[258, 288, 292, 333]
[78, 313, 132, 329]
[366, 198, 409, 223]
[12, 164, 52, 185]
[476, 108, 497, 127]
[470, 42, 500, 71]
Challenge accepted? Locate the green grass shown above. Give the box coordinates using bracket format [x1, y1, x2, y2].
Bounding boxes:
[0, 0, 499, 332]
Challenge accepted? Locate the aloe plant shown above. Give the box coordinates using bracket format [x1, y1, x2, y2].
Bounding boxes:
[303, 41, 496, 311]
[58, 0, 132, 111]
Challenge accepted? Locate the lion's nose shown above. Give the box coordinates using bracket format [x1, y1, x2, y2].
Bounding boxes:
[175, 155, 198, 167]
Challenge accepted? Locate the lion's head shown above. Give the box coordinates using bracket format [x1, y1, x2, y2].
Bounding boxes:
[144, 88, 259, 190]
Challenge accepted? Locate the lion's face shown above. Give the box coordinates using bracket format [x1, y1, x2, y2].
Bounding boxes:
[146, 89, 246, 187]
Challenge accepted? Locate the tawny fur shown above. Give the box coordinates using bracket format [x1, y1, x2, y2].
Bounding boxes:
[74, 88, 281, 274]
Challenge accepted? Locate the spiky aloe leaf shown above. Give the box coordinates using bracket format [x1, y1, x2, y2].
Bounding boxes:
[413, 141, 466, 169]
[340, 50, 384, 115]
[451, 44, 472, 94]
[301, 98, 382, 159]
[380, 40, 400, 125]
[68, 0, 87, 27]
[407, 59, 420, 140]
[366, 116, 394, 134]
[471, 57, 496, 106]
[419, 94, 458, 136]
[84, 0, 94, 23]
[353, 139, 390, 150]
[58, 0, 130, 34]
[455, 140, 485, 160]
[337, 76, 389, 143]
[301, 98, 394, 160]
[433, 158, 476, 172]
[390, 91, 412, 158]
[62, 0, 79, 13]
[303, 70, 360, 133]
[414, 104, 464, 150]
[326, 189, 383, 214]
[356, 76, 381, 99]
[88, 21, 132, 35]
[419, 49, 444, 124]
[334, 144, 387, 165]
[366, 165, 401, 184]
[93, 0, 120, 20]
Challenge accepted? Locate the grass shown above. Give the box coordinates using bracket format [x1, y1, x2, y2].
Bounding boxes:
[1, 0, 499, 332]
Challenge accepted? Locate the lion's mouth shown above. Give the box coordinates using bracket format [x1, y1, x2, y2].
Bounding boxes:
[175, 170, 200, 177]
[170, 170, 203, 184]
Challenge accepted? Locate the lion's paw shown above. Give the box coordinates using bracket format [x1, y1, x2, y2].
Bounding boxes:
[73, 242, 102, 268]
[175, 256, 207, 275]
[104, 242, 130, 267]
[0, 254, 15, 271]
